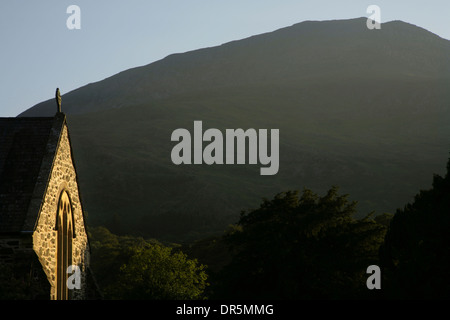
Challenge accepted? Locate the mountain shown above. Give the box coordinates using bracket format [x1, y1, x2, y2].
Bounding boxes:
[19, 18, 450, 242]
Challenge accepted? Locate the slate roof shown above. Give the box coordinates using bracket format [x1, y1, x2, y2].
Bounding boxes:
[0, 113, 65, 233]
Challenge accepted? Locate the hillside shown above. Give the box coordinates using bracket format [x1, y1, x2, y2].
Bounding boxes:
[20, 18, 450, 242]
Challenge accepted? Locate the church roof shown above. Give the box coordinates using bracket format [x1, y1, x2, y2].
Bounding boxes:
[0, 113, 66, 233]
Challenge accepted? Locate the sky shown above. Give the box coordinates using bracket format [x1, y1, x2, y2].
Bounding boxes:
[0, 0, 449, 117]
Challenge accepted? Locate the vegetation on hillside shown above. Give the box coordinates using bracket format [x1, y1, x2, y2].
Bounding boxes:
[84, 156, 450, 300]
[88, 227, 208, 300]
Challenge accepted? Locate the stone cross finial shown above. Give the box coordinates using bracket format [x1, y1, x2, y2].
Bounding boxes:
[56, 88, 62, 113]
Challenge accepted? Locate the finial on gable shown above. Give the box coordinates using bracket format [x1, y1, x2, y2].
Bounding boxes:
[56, 88, 62, 113]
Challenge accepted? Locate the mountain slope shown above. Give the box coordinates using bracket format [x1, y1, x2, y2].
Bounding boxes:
[20, 18, 450, 117]
[20, 18, 450, 242]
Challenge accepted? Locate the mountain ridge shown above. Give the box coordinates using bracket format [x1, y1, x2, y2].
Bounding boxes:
[16, 17, 450, 242]
[19, 17, 450, 117]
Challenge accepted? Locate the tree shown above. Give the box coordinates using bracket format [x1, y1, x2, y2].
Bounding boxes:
[88, 226, 209, 299]
[212, 187, 389, 299]
[380, 156, 450, 299]
[113, 243, 208, 300]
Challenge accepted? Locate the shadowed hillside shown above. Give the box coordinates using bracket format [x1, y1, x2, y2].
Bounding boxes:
[20, 18, 450, 242]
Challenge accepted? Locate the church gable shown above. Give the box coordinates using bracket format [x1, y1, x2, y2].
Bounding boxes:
[32, 120, 90, 300]
[0, 103, 97, 299]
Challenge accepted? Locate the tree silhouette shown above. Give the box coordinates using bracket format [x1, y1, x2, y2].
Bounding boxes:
[381, 156, 450, 299]
[212, 187, 389, 299]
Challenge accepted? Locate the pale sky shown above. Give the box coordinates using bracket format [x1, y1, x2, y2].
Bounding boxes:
[1, 0, 449, 117]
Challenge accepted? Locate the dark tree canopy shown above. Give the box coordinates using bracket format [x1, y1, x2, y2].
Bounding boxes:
[381, 157, 450, 299]
[212, 186, 389, 299]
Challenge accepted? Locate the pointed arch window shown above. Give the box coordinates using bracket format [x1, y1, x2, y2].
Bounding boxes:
[55, 190, 76, 300]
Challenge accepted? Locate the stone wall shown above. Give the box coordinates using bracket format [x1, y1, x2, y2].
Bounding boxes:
[32, 124, 90, 300]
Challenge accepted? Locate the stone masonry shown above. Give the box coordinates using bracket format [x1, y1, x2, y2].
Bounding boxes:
[32, 124, 90, 300]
